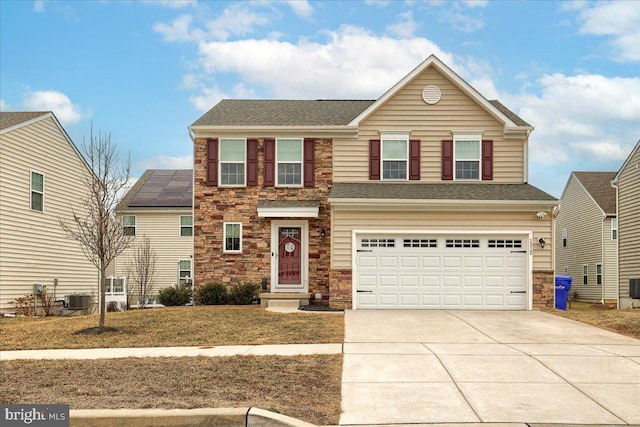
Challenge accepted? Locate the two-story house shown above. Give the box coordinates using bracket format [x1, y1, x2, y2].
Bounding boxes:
[109, 169, 194, 306]
[189, 55, 558, 310]
[612, 139, 640, 309]
[555, 172, 618, 304]
[0, 111, 99, 312]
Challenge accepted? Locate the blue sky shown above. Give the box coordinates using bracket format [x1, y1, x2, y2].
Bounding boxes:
[1, 0, 639, 198]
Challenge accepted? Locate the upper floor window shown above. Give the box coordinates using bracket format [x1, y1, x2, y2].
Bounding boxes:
[582, 264, 588, 285]
[611, 218, 618, 240]
[30, 171, 44, 212]
[219, 138, 246, 186]
[180, 215, 193, 237]
[123, 215, 136, 236]
[562, 228, 568, 247]
[382, 138, 408, 180]
[276, 138, 303, 186]
[454, 138, 481, 180]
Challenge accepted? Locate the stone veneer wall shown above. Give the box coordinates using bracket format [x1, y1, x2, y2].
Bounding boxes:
[330, 269, 556, 310]
[193, 137, 332, 300]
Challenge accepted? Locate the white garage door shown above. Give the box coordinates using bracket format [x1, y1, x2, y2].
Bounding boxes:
[355, 234, 529, 310]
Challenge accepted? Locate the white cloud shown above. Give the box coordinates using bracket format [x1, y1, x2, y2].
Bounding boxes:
[575, 1, 640, 62]
[33, 1, 46, 13]
[509, 73, 640, 165]
[195, 25, 452, 100]
[205, 4, 269, 41]
[0, 99, 10, 111]
[386, 11, 419, 38]
[153, 14, 201, 42]
[142, 0, 197, 9]
[21, 89, 85, 125]
[135, 155, 193, 170]
[285, 0, 313, 17]
[461, 0, 488, 8]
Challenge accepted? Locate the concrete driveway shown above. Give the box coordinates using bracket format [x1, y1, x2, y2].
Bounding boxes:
[340, 310, 640, 425]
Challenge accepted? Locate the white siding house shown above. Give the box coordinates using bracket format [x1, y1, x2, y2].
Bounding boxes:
[0, 112, 99, 312]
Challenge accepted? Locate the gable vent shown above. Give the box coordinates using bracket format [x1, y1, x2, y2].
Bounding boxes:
[422, 85, 441, 104]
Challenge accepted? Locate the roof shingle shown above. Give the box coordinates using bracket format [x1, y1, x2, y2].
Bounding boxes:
[572, 171, 617, 215]
[0, 111, 49, 131]
[118, 169, 193, 210]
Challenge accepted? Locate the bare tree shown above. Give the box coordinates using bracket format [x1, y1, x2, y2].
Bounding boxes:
[60, 128, 132, 331]
[125, 235, 158, 309]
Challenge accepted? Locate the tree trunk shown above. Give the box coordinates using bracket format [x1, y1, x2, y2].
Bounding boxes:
[99, 265, 106, 331]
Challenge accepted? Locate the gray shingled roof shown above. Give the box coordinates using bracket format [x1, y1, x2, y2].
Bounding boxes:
[258, 200, 321, 209]
[118, 169, 193, 210]
[191, 98, 531, 129]
[0, 111, 49, 130]
[329, 182, 557, 202]
[191, 100, 376, 127]
[573, 171, 617, 215]
[488, 100, 532, 127]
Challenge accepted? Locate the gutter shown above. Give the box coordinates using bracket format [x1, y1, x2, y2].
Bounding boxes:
[328, 198, 558, 212]
[187, 125, 358, 139]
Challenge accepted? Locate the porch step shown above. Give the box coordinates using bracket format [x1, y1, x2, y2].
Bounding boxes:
[259, 293, 312, 308]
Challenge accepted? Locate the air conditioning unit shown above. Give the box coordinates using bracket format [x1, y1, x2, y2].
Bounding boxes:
[67, 294, 91, 310]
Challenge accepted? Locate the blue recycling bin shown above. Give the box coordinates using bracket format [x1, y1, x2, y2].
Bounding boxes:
[555, 275, 573, 310]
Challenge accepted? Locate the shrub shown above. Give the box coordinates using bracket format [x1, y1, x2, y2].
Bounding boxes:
[196, 282, 228, 305]
[158, 285, 193, 306]
[229, 282, 260, 305]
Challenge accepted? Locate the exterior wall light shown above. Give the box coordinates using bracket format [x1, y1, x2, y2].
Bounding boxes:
[538, 237, 546, 249]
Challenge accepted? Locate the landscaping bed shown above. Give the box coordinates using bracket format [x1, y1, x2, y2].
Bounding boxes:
[544, 302, 640, 340]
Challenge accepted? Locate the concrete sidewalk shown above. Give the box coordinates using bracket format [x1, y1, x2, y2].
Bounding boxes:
[0, 343, 342, 360]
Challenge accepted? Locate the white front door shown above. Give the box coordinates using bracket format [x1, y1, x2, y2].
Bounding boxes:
[271, 221, 308, 292]
[355, 234, 530, 310]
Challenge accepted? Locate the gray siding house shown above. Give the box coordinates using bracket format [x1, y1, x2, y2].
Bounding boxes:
[555, 172, 618, 304]
[612, 140, 640, 309]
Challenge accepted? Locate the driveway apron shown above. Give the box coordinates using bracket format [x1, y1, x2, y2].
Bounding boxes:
[340, 310, 640, 425]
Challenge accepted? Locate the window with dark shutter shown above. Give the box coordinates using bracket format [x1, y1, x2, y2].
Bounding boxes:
[263, 138, 275, 187]
[482, 139, 493, 181]
[206, 138, 218, 186]
[441, 140, 453, 180]
[409, 139, 420, 180]
[369, 139, 381, 180]
[247, 139, 258, 186]
[304, 138, 315, 187]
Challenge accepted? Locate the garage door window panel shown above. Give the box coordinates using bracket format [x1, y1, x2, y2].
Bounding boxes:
[446, 239, 480, 248]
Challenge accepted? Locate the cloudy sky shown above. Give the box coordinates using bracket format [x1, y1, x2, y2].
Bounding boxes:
[1, 0, 639, 197]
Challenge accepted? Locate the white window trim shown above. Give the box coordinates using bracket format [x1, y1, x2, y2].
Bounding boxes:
[178, 259, 192, 287]
[275, 138, 304, 187]
[123, 215, 136, 236]
[582, 264, 588, 285]
[611, 218, 618, 240]
[223, 222, 242, 253]
[219, 138, 247, 187]
[179, 215, 193, 237]
[596, 263, 602, 285]
[452, 134, 482, 181]
[380, 131, 409, 181]
[30, 169, 45, 212]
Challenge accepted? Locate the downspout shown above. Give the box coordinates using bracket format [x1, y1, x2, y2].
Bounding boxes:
[601, 215, 606, 305]
[611, 179, 620, 309]
[523, 130, 530, 183]
[188, 127, 196, 294]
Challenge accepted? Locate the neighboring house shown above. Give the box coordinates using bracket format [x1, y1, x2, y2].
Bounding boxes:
[109, 169, 193, 306]
[0, 111, 98, 311]
[189, 54, 558, 310]
[555, 172, 618, 304]
[612, 140, 640, 309]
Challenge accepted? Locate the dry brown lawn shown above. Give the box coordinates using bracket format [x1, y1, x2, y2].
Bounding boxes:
[544, 301, 640, 340]
[0, 305, 344, 350]
[0, 306, 344, 425]
[0, 355, 342, 425]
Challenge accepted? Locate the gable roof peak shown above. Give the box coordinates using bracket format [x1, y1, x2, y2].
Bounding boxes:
[571, 171, 617, 215]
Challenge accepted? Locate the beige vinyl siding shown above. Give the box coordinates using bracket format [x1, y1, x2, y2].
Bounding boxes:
[617, 146, 640, 303]
[0, 116, 99, 310]
[333, 66, 525, 183]
[555, 175, 606, 302]
[603, 217, 619, 301]
[331, 209, 552, 271]
[110, 211, 193, 299]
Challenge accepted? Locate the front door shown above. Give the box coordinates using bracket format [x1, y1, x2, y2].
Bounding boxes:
[272, 222, 308, 292]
